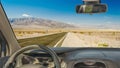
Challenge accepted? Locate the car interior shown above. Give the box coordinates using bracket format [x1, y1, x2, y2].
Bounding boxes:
[0, 0, 120, 68]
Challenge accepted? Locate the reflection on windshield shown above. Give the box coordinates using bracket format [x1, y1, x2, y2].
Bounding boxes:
[2, 0, 120, 48]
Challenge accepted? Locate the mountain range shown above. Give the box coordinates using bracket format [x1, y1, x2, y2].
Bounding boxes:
[9, 17, 120, 29]
[10, 18, 77, 29]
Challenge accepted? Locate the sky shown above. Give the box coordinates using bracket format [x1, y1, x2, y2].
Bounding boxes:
[1, 0, 120, 25]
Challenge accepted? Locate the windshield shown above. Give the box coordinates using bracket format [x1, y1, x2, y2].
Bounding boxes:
[2, 0, 120, 48]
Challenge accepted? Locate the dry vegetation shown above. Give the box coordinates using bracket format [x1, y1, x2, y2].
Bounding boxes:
[14, 28, 120, 48]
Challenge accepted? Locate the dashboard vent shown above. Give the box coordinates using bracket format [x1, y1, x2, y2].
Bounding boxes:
[74, 62, 106, 68]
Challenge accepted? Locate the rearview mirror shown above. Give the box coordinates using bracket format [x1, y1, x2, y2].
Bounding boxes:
[76, 4, 107, 14]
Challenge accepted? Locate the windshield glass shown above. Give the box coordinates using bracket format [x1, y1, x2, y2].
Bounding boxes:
[2, 0, 120, 48]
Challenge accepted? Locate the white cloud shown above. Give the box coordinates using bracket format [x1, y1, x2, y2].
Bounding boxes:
[22, 14, 32, 17]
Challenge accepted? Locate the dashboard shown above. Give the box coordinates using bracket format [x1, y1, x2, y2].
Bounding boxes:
[22, 48, 120, 68]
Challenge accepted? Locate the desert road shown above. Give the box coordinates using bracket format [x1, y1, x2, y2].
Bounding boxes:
[18, 32, 120, 48]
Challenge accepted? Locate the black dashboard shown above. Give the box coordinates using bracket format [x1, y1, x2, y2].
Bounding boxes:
[23, 48, 120, 68]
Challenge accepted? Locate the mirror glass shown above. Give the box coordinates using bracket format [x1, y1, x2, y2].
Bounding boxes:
[76, 4, 107, 14]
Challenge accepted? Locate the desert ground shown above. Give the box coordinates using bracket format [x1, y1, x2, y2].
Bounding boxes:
[13, 28, 120, 48]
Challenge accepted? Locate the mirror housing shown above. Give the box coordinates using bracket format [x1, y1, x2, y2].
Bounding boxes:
[76, 4, 107, 14]
[83, 0, 101, 4]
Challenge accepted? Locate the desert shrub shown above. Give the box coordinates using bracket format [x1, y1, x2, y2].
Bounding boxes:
[98, 43, 109, 47]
